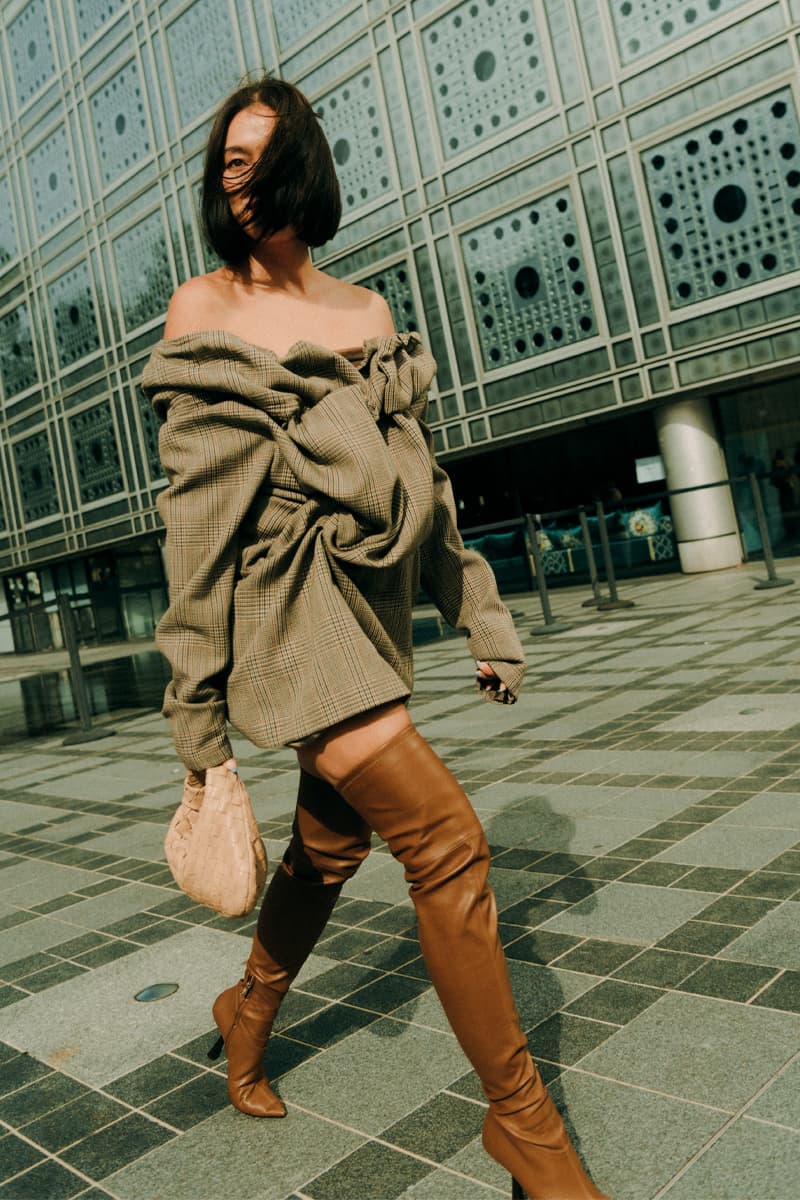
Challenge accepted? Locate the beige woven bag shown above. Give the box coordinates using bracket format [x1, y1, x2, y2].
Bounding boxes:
[164, 765, 267, 917]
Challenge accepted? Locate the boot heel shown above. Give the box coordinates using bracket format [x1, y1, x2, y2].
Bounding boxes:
[207, 1033, 224, 1061]
[511, 1178, 526, 1199]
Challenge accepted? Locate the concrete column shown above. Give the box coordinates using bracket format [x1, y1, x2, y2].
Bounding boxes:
[654, 396, 741, 573]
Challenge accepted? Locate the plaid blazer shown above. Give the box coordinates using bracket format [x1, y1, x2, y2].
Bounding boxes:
[141, 330, 526, 769]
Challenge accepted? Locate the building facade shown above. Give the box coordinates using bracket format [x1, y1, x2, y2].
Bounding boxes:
[1, 0, 799, 650]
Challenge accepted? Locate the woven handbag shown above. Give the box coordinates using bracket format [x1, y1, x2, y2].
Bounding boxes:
[164, 765, 267, 917]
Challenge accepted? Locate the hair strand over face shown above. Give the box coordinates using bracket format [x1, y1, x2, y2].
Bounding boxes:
[201, 74, 342, 262]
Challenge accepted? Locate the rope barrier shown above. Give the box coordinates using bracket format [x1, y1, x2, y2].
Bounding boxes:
[461, 471, 797, 597]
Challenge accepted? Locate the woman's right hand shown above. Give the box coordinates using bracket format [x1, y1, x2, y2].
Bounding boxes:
[475, 661, 512, 703]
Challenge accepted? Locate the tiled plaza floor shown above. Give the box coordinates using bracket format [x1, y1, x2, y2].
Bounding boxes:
[1, 560, 799, 1200]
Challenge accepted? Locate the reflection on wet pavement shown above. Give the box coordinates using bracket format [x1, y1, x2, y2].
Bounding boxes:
[0, 651, 170, 745]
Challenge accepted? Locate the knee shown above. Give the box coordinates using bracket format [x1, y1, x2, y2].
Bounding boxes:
[286, 828, 371, 885]
[284, 769, 373, 886]
[284, 829, 371, 885]
[395, 816, 490, 896]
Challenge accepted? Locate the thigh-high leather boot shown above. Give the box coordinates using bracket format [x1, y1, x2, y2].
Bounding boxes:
[209, 768, 371, 1117]
[330, 726, 607, 1200]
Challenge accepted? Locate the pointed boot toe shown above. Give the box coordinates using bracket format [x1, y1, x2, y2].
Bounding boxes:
[234, 1078, 287, 1118]
[211, 974, 286, 1118]
[482, 1105, 607, 1200]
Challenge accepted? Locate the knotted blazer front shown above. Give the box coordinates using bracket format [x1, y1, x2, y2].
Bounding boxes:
[141, 329, 526, 769]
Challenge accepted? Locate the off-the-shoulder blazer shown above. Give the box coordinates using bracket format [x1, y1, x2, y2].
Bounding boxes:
[141, 329, 525, 768]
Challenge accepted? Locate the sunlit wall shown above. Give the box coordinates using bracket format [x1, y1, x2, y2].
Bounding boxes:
[1, 0, 799, 574]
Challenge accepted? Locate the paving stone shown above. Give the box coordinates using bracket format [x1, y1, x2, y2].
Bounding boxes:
[580, 991, 800, 1109]
[661, 1116, 800, 1200]
[304, 1139, 432, 1199]
[2, 574, 800, 1199]
[751, 970, 800, 1014]
[0, 1157, 87, 1197]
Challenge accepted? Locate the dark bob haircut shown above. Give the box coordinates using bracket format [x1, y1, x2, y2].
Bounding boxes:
[201, 74, 341, 262]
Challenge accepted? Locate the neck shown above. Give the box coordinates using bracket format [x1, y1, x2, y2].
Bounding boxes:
[240, 233, 316, 294]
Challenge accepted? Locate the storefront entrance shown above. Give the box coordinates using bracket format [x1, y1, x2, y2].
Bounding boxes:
[446, 408, 663, 528]
[3, 536, 168, 653]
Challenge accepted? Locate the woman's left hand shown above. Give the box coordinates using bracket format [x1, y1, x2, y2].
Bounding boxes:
[475, 660, 512, 703]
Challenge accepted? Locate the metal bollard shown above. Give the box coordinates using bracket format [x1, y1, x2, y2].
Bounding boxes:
[728, 480, 750, 565]
[749, 474, 794, 590]
[595, 501, 635, 611]
[57, 595, 115, 745]
[524, 514, 571, 635]
[578, 507, 606, 607]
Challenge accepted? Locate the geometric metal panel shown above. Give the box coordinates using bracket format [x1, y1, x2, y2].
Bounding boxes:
[7, 0, 57, 107]
[272, 0, 350, 51]
[68, 402, 123, 502]
[89, 60, 151, 186]
[315, 68, 393, 215]
[112, 211, 172, 332]
[461, 188, 597, 369]
[360, 262, 420, 333]
[47, 262, 101, 367]
[610, 0, 749, 66]
[27, 124, 79, 235]
[643, 89, 800, 309]
[74, 0, 124, 43]
[0, 177, 19, 266]
[421, 0, 550, 160]
[165, 0, 241, 128]
[13, 431, 59, 522]
[0, 303, 39, 397]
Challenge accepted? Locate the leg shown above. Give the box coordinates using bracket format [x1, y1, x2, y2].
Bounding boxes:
[298, 716, 606, 1200]
[211, 767, 372, 1116]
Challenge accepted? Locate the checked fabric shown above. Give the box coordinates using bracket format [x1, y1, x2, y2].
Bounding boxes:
[141, 330, 525, 768]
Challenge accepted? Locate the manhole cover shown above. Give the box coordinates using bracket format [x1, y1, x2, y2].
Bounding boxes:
[134, 982, 179, 1002]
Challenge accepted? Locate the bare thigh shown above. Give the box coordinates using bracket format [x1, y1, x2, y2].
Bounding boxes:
[296, 702, 412, 787]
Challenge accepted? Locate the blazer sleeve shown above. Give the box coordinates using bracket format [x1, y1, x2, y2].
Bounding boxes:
[417, 422, 526, 699]
[154, 393, 273, 769]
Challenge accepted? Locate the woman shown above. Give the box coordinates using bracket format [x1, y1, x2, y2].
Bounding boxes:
[142, 75, 606, 1200]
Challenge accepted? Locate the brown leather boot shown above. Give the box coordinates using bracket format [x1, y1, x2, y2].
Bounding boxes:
[209, 769, 371, 1117]
[210, 915, 293, 1117]
[333, 726, 608, 1200]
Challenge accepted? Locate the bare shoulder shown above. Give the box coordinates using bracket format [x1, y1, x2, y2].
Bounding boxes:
[319, 273, 396, 337]
[359, 285, 396, 335]
[163, 271, 228, 340]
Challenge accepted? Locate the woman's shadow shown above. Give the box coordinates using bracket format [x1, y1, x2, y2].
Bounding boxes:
[356, 789, 604, 1166]
[473, 792, 605, 1161]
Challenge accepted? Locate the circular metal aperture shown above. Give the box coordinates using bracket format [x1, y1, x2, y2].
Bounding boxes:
[134, 982, 179, 1002]
[514, 265, 540, 299]
[473, 50, 496, 82]
[713, 183, 747, 223]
